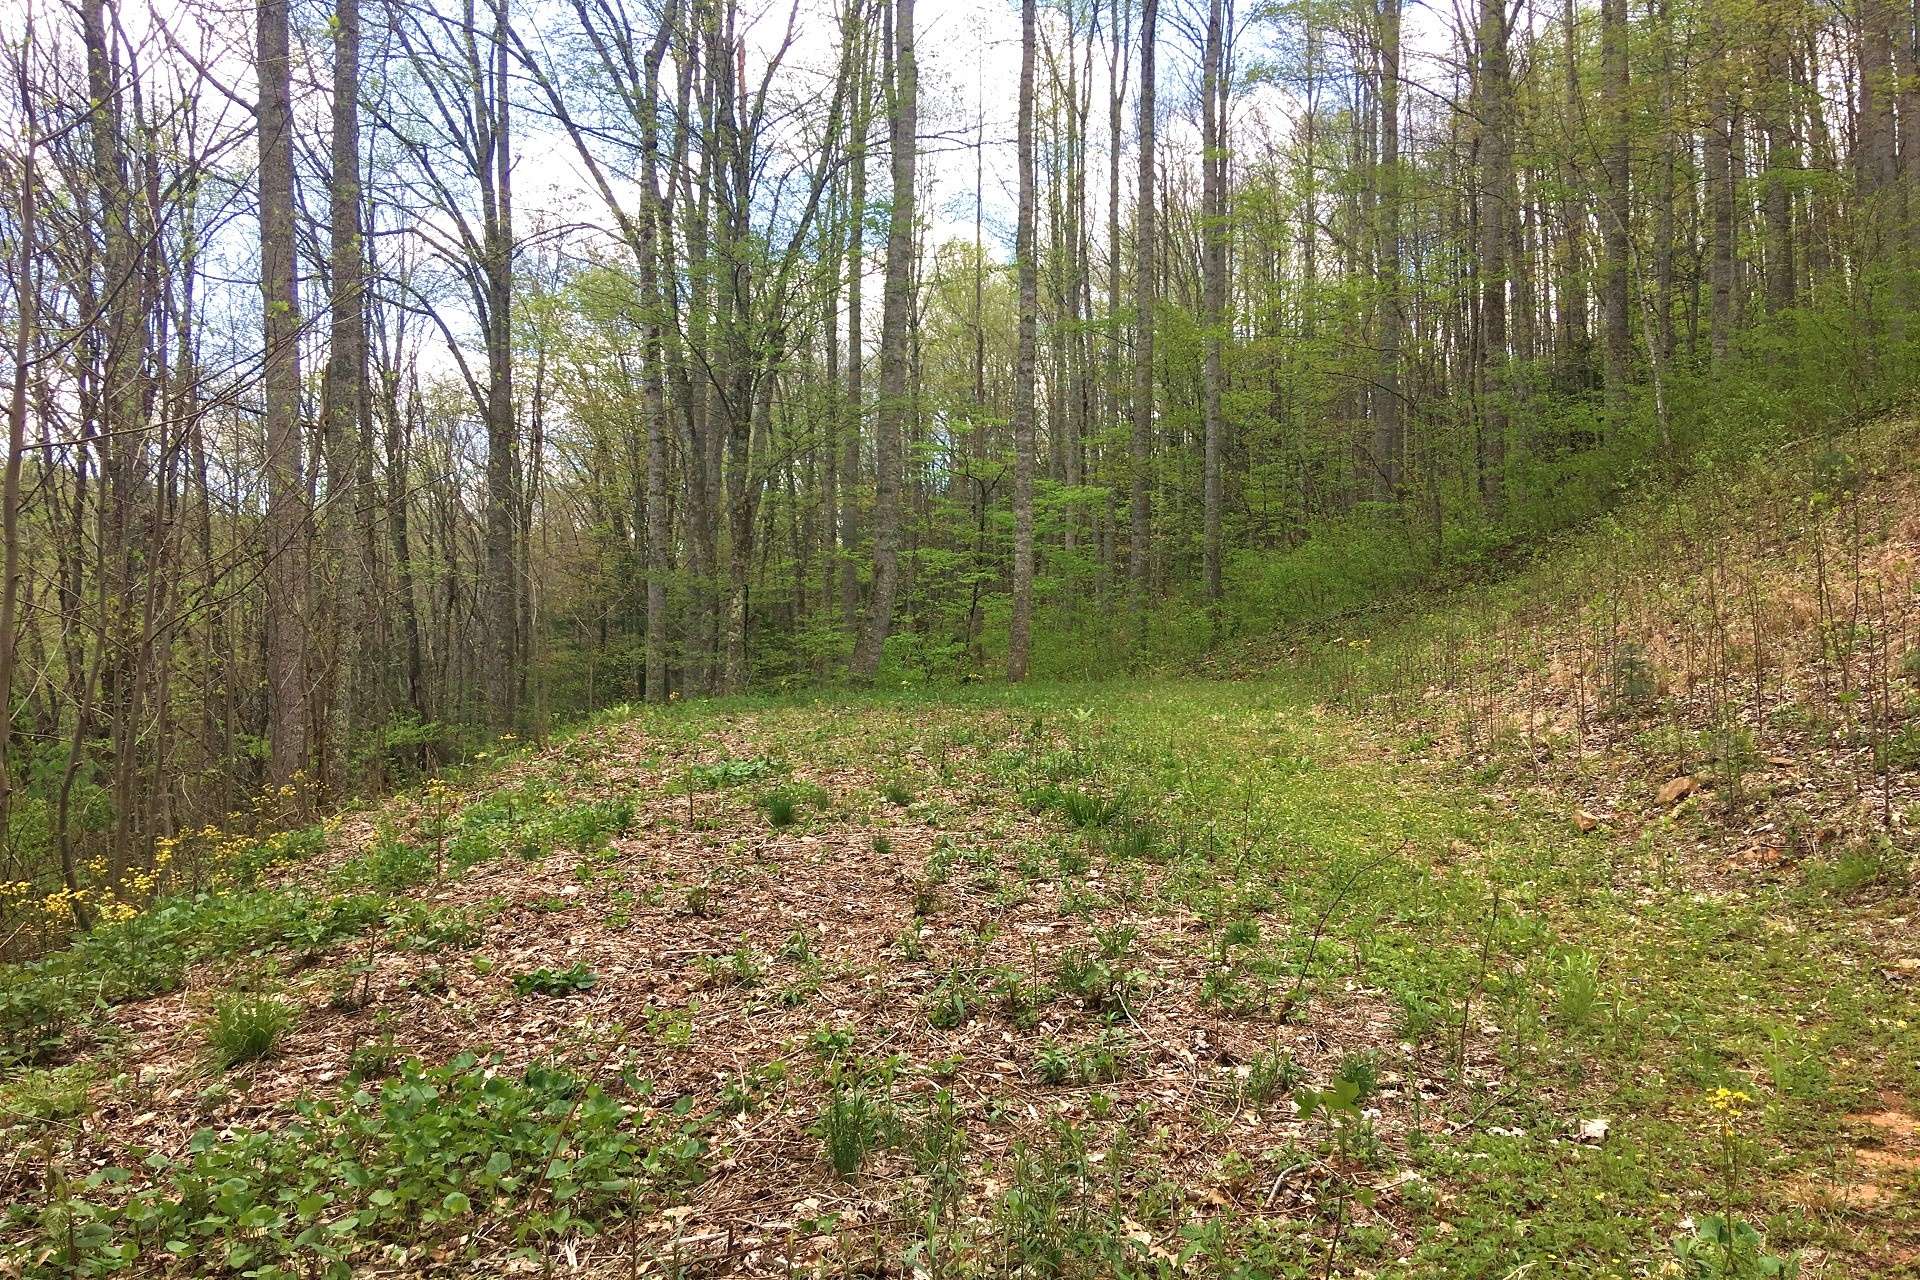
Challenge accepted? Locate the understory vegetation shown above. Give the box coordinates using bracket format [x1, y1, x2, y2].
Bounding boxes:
[2, 418, 1915, 1277]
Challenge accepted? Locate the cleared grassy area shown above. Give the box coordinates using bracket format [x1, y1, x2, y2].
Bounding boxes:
[2, 667, 1915, 1276]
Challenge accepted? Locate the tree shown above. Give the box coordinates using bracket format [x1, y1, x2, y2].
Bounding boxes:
[1130, 0, 1158, 624]
[853, 0, 916, 679]
[258, 0, 311, 783]
[1008, 0, 1039, 680]
[1200, 0, 1228, 605]
[320, 0, 368, 787]
[1601, 0, 1632, 401]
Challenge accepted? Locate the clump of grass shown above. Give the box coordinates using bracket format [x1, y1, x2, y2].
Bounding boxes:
[1245, 1044, 1301, 1103]
[1094, 922, 1138, 961]
[1220, 917, 1261, 950]
[1055, 947, 1126, 1010]
[1554, 948, 1601, 1029]
[762, 791, 800, 827]
[206, 993, 294, 1068]
[757, 781, 828, 829]
[816, 1085, 879, 1179]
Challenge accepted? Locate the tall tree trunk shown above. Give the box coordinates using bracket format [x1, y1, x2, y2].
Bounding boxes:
[320, 0, 366, 791]
[1761, 33, 1797, 313]
[1601, 0, 1633, 400]
[1104, 0, 1129, 596]
[1477, 0, 1510, 512]
[1557, 0, 1591, 388]
[1009, 0, 1038, 681]
[852, 0, 914, 679]
[480, 0, 519, 726]
[1201, 0, 1226, 604]
[1129, 0, 1157, 625]
[841, 15, 870, 644]
[639, 23, 673, 701]
[1706, 63, 1736, 363]
[1374, 0, 1403, 499]
[0, 55, 37, 837]
[258, 0, 310, 783]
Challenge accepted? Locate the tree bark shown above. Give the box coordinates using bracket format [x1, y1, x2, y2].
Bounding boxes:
[1476, 0, 1510, 512]
[1374, 0, 1403, 499]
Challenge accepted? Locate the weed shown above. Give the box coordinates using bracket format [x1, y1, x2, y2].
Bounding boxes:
[1055, 947, 1125, 1011]
[1094, 922, 1138, 961]
[1245, 1045, 1301, 1103]
[688, 756, 785, 789]
[761, 790, 799, 827]
[1555, 948, 1602, 1030]
[816, 1085, 880, 1179]
[511, 963, 597, 997]
[0, 1064, 94, 1124]
[924, 969, 979, 1029]
[348, 1031, 403, 1082]
[1334, 1050, 1380, 1103]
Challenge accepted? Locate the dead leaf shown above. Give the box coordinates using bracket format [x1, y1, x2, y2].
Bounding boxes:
[1574, 809, 1602, 833]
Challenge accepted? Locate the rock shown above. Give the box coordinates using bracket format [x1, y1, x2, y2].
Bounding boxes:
[1657, 775, 1698, 807]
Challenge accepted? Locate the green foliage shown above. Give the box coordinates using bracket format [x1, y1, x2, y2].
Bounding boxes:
[1245, 1044, 1301, 1103]
[546, 798, 635, 852]
[3, 1055, 708, 1276]
[511, 963, 597, 997]
[757, 782, 826, 828]
[0, 887, 395, 1067]
[0, 1064, 94, 1124]
[0, 971, 84, 1069]
[1554, 948, 1602, 1030]
[1054, 946, 1127, 1011]
[686, 756, 785, 789]
[1672, 1215, 1799, 1278]
[333, 830, 432, 892]
[205, 993, 294, 1068]
[815, 1085, 880, 1179]
[924, 968, 979, 1029]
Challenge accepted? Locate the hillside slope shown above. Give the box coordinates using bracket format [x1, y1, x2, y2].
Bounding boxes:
[2, 421, 1917, 1278]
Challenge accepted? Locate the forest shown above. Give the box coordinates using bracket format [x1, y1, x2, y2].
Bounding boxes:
[1, 0, 1918, 1273]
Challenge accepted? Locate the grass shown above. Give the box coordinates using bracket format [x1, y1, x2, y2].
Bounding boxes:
[205, 993, 294, 1067]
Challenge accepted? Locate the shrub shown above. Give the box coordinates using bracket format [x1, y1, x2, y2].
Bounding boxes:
[0, 968, 84, 1069]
